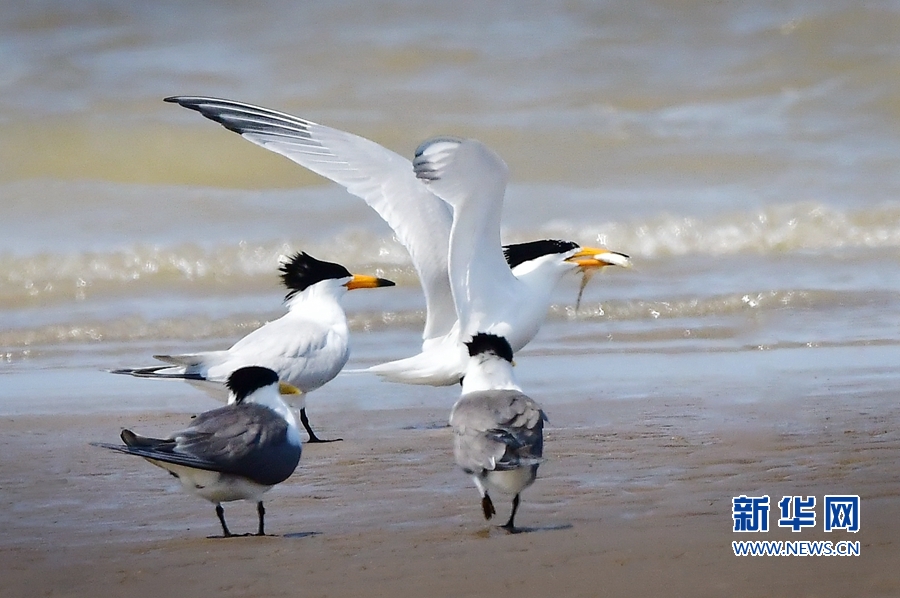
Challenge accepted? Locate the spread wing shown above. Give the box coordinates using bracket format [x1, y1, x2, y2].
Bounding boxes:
[165, 96, 457, 342]
[412, 137, 518, 336]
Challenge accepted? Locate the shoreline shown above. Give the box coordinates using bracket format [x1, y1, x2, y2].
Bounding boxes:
[2, 393, 898, 597]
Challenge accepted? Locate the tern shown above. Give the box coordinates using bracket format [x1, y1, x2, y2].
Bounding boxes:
[449, 333, 546, 533]
[93, 366, 303, 538]
[164, 96, 629, 385]
[112, 251, 394, 441]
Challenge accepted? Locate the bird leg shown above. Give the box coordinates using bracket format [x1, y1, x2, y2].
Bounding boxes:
[481, 494, 496, 520]
[216, 504, 233, 538]
[300, 408, 342, 443]
[473, 476, 495, 520]
[500, 493, 521, 533]
[256, 501, 266, 536]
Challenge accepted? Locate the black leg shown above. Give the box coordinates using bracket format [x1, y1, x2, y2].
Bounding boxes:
[256, 501, 266, 536]
[216, 504, 233, 537]
[501, 493, 521, 533]
[481, 493, 496, 520]
[300, 408, 342, 443]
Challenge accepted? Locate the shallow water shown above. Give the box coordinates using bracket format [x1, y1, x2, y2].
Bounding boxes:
[2, 0, 899, 416]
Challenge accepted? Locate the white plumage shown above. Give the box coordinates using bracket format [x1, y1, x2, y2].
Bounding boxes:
[165, 96, 630, 386]
[112, 252, 394, 442]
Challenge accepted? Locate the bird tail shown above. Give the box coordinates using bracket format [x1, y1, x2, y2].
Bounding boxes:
[348, 350, 464, 386]
[108, 353, 215, 380]
[108, 365, 202, 380]
[120, 429, 174, 449]
[90, 429, 174, 456]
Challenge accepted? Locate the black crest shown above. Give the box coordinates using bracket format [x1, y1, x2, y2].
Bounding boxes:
[280, 252, 352, 299]
[226, 366, 280, 403]
[465, 333, 514, 363]
[503, 239, 579, 269]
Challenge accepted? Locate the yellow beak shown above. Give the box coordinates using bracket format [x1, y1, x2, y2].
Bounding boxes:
[278, 382, 303, 396]
[345, 274, 396, 290]
[565, 247, 632, 269]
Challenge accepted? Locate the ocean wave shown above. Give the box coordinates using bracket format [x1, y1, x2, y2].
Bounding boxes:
[2, 201, 900, 306]
[553, 288, 879, 321]
[0, 309, 427, 353]
[0, 239, 420, 308]
[1, 288, 877, 353]
[516, 201, 900, 259]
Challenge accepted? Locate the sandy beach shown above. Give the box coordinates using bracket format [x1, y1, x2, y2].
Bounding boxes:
[4, 2, 900, 597]
[3, 390, 897, 598]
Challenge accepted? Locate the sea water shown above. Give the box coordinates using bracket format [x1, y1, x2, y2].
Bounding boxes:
[2, 0, 899, 417]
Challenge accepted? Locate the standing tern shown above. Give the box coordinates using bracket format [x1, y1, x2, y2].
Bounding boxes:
[164, 96, 629, 385]
[112, 252, 394, 442]
[93, 366, 303, 537]
[449, 333, 546, 533]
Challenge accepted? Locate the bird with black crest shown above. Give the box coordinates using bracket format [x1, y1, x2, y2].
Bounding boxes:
[93, 366, 302, 537]
[164, 96, 631, 387]
[112, 251, 395, 442]
[450, 333, 547, 533]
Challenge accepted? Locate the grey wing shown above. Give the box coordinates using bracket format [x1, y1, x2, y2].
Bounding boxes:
[165, 96, 457, 342]
[100, 404, 300, 485]
[185, 404, 302, 485]
[176, 404, 288, 461]
[91, 431, 229, 474]
[93, 439, 228, 473]
[450, 390, 546, 435]
[450, 390, 546, 472]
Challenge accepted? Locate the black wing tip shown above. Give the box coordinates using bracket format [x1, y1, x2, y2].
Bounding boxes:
[107, 366, 205, 381]
[120, 429, 138, 445]
[412, 136, 466, 182]
[163, 95, 225, 115]
[465, 333, 514, 363]
[108, 365, 165, 377]
[90, 441, 143, 457]
[164, 95, 216, 105]
[90, 429, 144, 451]
[163, 95, 209, 108]
[413, 168, 441, 182]
[413, 135, 465, 158]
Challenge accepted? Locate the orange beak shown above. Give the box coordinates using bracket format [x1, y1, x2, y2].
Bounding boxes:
[565, 247, 631, 269]
[345, 274, 396, 290]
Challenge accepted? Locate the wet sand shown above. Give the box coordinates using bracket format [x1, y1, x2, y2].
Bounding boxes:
[2, 394, 898, 598]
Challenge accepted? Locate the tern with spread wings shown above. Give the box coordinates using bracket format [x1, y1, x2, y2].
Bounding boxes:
[165, 97, 629, 385]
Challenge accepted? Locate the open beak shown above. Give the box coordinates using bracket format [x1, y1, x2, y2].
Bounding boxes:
[565, 247, 632, 269]
[278, 382, 303, 396]
[345, 274, 396, 290]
